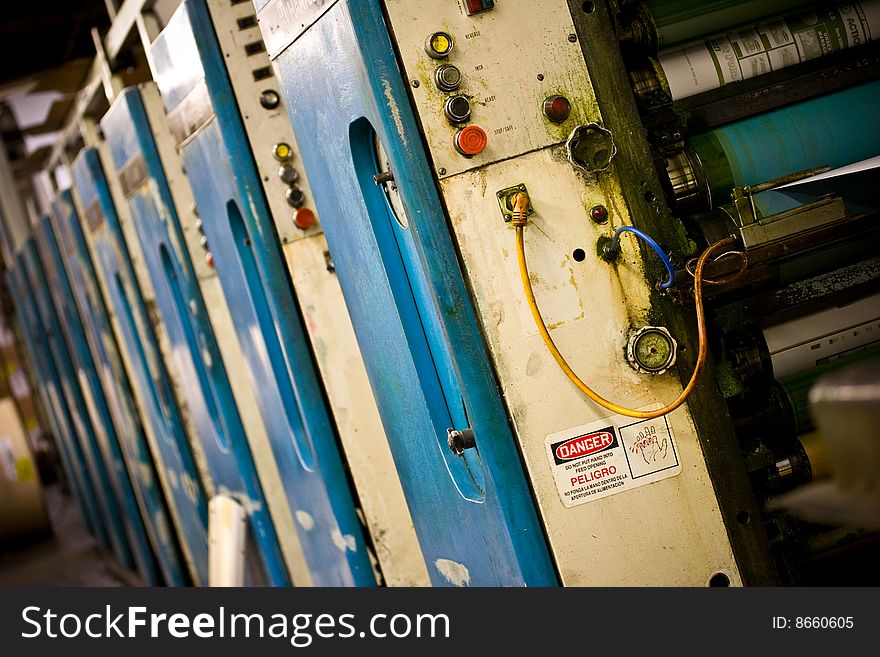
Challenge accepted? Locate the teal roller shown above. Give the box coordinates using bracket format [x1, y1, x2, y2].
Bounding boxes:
[680, 80, 880, 209]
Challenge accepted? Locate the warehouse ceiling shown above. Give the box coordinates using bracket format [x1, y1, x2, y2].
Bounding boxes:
[0, 2, 111, 180]
[0, 1, 110, 89]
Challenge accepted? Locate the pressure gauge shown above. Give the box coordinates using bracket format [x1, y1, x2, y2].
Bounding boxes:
[627, 326, 677, 375]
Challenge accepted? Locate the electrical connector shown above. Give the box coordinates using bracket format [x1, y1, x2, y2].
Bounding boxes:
[511, 191, 531, 227]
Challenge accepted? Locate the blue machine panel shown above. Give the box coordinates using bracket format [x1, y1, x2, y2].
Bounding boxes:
[50, 190, 186, 586]
[101, 86, 290, 586]
[21, 234, 133, 569]
[72, 147, 210, 586]
[50, 190, 187, 586]
[150, 0, 372, 586]
[263, 0, 556, 585]
[34, 214, 158, 582]
[6, 256, 103, 545]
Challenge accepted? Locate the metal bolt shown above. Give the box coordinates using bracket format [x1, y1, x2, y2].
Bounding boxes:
[373, 170, 394, 184]
[447, 428, 476, 455]
[438, 167, 447, 175]
[411, 79, 420, 88]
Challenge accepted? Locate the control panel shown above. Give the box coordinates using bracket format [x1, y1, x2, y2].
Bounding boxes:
[384, 0, 598, 178]
[208, 0, 319, 242]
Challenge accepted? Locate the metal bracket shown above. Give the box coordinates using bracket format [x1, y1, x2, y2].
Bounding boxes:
[738, 196, 847, 249]
[731, 165, 830, 227]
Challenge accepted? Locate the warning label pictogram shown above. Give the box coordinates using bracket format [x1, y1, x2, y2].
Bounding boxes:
[546, 408, 681, 508]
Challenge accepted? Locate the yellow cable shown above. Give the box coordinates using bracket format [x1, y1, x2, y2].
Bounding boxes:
[514, 206, 735, 419]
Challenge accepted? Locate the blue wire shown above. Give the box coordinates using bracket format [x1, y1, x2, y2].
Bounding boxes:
[609, 226, 676, 289]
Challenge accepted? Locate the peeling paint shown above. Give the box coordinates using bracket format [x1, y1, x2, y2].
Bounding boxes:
[217, 485, 264, 515]
[138, 462, 154, 486]
[166, 466, 179, 489]
[182, 472, 200, 504]
[295, 510, 315, 531]
[155, 510, 172, 546]
[434, 558, 471, 587]
[381, 79, 408, 148]
[526, 352, 542, 376]
[331, 527, 348, 552]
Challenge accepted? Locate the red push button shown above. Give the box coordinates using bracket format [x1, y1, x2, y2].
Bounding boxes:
[454, 125, 487, 157]
[293, 208, 316, 230]
[466, 0, 495, 14]
[543, 95, 572, 123]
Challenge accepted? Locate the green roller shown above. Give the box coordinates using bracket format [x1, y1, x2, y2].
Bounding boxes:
[673, 79, 880, 210]
[769, 344, 880, 436]
[639, 0, 811, 49]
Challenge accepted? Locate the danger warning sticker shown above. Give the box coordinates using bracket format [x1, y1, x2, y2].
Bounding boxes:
[546, 408, 681, 508]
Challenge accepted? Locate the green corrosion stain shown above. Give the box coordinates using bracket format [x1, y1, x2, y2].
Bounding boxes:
[714, 359, 743, 399]
[670, 216, 698, 257]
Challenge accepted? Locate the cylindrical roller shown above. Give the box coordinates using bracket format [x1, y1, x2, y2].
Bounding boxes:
[653, 1, 880, 100]
[798, 431, 831, 480]
[770, 343, 880, 437]
[763, 431, 829, 492]
[622, 0, 812, 50]
[667, 79, 880, 211]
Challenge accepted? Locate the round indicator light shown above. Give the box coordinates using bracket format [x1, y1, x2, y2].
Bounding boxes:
[590, 204, 608, 223]
[278, 164, 299, 184]
[434, 64, 462, 92]
[543, 95, 572, 123]
[454, 125, 488, 157]
[444, 95, 472, 124]
[273, 142, 293, 162]
[425, 32, 454, 59]
[286, 186, 306, 208]
[259, 89, 281, 110]
[293, 208, 316, 230]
